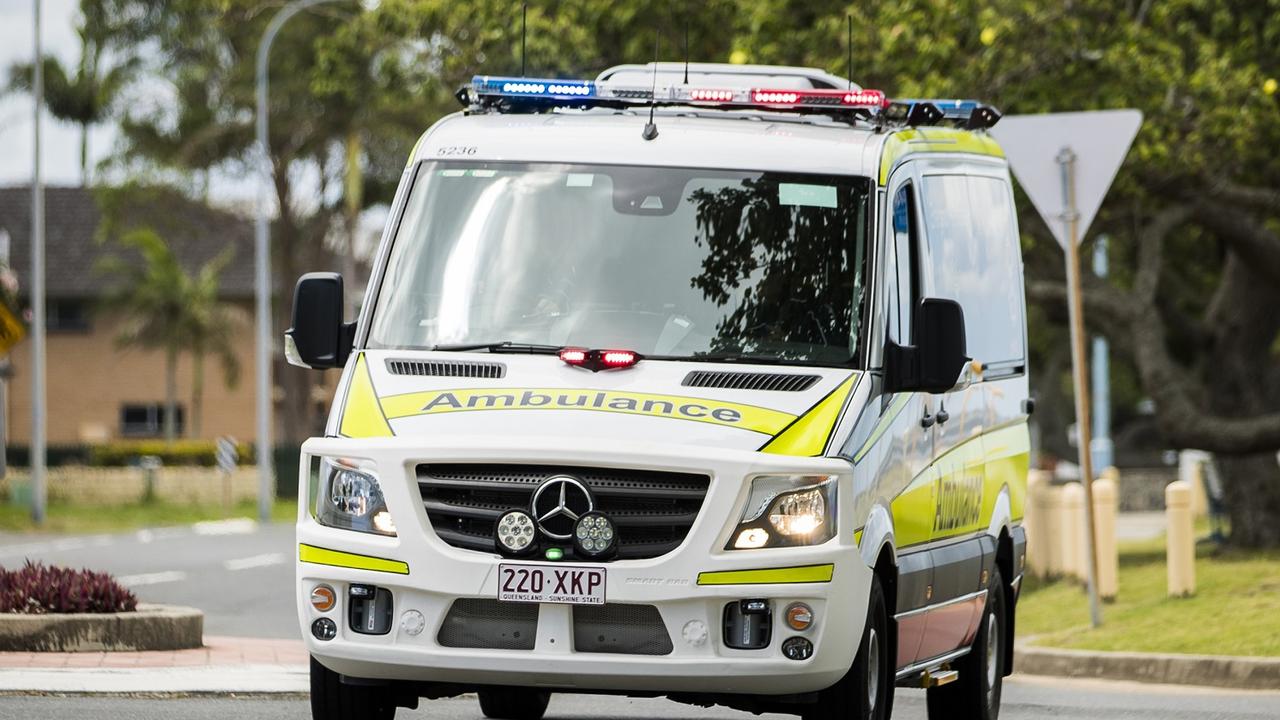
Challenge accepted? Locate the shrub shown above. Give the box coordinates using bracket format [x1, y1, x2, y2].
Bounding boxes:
[87, 440, 254, 468]
[0, 561, 138, 614]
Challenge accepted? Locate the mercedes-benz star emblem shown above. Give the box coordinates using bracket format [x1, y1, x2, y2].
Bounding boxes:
[530, 476, 594, 540]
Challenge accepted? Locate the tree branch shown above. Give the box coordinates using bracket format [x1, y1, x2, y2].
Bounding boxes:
[1194, 202, 1280, 287]
[1207, 179, 1280, 211]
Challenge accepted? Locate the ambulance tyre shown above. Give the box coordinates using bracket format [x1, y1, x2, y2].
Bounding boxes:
[310, 657, 395, 720]
[803, 574, 891, 720]
[478, 687, 551, 720]
[925, 566, 1006, 720]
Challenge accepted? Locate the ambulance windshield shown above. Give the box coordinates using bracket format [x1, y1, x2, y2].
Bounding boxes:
[368, 162, 871, 366]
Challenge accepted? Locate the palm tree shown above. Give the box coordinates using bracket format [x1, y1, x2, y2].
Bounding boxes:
[99, 229, 242, 443]
[6, 0, 135, 183]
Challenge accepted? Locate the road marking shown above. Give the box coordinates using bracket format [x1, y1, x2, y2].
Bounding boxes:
[118, 570, 188, 587]
[224, 552, 286, 571]
[193, 519, 258, 536]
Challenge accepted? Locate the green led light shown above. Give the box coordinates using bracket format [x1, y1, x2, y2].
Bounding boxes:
[545, 547, 564, 561]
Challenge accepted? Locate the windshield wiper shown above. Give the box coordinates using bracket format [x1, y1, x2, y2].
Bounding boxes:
[667, 351, 801, 366]
[430, 341, 563, 354]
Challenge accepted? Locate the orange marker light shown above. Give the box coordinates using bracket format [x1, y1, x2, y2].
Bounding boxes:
[311, 585, 336, 612]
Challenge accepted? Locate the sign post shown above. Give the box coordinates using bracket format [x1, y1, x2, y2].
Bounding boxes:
[992, 110, 1144, 628]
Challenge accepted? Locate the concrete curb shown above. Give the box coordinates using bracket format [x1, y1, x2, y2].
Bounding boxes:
[0, 604, 203, 652]
[0, 664, 308, 694]
[1016, 644, 1280, 691]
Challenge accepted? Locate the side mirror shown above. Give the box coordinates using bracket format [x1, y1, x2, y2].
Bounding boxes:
[883, 298, 969, 394]
[285, 272, 355, 370]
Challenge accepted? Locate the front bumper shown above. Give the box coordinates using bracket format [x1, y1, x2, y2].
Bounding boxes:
[296, 435, 869, 696]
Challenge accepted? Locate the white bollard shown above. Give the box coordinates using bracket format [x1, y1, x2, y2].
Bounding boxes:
[1043, 482, 1064, 578]
[1061, 482, 1085, 581]
[1024, 470, 1049, 577]
[1166, 480, 1196, 597]
[1093, 473, 1119, 601]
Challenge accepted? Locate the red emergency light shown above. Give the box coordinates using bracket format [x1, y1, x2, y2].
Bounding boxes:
[559, 347, 641, 372]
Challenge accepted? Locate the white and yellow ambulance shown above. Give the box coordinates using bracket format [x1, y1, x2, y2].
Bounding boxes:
[288, 62, 1030, 720]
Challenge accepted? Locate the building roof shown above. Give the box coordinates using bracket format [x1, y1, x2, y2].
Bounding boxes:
[0, 185, 256, 300]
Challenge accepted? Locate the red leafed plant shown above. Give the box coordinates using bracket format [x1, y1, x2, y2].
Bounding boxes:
[0, 561, 137, 614]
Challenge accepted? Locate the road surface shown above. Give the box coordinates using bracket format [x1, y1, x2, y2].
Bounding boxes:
[0, 520, 299, 639]
[1, 677, 1278, 719]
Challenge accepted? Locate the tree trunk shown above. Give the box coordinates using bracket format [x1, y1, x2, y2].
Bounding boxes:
[1200, 253, 1280, 547]
[191, 350, 205, 439]
[80, 124, 89, 185]
[1215, 453, 1280, 548]
[163, 345, 178, 443]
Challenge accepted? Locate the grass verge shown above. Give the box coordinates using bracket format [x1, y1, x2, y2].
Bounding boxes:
[0, 498, 298, 534]
[1017, 533, 1280, 657]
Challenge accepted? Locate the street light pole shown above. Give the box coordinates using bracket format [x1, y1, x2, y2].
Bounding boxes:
[30, 0, 47, 526]
[254, 0, 343, 524]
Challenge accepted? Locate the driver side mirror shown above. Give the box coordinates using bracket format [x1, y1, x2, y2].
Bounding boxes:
[285, 272, 355, 370]
[883, 298, 969, 394]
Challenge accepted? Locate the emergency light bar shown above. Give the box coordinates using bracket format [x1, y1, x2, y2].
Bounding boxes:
[464, 75, 1000, 129]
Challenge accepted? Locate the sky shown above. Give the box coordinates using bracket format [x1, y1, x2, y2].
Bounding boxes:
[0, 0, 116, 188]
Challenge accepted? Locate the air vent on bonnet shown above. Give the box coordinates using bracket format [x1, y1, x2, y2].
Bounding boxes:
[681, 370, 820, 392]
[386, 359, 505, 379]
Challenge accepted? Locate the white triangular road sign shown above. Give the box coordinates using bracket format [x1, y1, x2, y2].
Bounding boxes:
[991, 110, 1142, 247]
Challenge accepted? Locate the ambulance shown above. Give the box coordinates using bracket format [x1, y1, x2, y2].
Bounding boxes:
[287, 62, 1030, 720]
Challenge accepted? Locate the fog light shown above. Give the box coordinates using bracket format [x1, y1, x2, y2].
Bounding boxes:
[782, 636, 813, 661]
[310, 584, 336, 612]
[573, 512, 618, 559]
[734, 527, 770, 549]
[496, 510, 538, 556]
[785, 602, 814, 631]
[372, 510, 397, 535]
[311, 617, 337, 641]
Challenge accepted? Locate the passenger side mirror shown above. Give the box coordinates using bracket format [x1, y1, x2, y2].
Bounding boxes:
[285, 272, 355, 370]
[883, 298, 969, 394]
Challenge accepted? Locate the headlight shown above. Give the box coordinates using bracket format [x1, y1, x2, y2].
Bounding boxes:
[316, 458, 397, 536]
[727, 475, 836, 550]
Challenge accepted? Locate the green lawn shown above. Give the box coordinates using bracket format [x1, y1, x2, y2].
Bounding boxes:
[0, 498, 298, 534]
[1017, 534, 1280, 657]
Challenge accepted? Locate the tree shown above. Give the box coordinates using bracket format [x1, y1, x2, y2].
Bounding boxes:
[98, 229, 241, 442]
[731, 0, 1280, 547]
[5, 0, 135, 183]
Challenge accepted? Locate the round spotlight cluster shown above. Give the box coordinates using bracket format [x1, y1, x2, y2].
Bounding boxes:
[574, 512, 617, 558]
[496, 510, 537, 555]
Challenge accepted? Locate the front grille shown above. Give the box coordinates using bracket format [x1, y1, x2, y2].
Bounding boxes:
[573, 604, 673, 655]
[437, 598, 538, 650]
[386, 358, 505, 378]
[417, 464, 711, 560]
[682, 370, 821, 392]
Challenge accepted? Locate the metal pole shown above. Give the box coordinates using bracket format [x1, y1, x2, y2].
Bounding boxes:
[30, 0, 47, 525]
[1091, 236, 1113, 473]
[255, 0, 342, 523]
[1057, 147, 1103, 627]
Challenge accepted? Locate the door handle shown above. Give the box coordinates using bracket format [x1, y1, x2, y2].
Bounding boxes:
[921, 413, 936, 429]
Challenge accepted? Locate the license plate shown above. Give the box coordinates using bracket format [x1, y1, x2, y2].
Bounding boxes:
[497, 563, 606, 605]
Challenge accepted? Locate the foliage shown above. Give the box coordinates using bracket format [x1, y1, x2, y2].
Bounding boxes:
[0, 500, 297, 535]
[87, 440, 253, 468]
[0, 561, 137, 614]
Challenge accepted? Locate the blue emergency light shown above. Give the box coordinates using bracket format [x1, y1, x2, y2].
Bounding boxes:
[472, 76, 596, 99]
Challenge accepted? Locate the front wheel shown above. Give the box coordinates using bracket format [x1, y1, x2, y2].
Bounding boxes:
[804, 574, 892, 720]
[310, 656, 395, 720]
[478, 687, 551, 720]
[926, 566, 1007, 720]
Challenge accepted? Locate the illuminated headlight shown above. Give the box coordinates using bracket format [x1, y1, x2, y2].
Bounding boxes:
[573, 512, 618, 559]
[316, 458, 396, 536]
[727, 475, 836, 550]
[496, 510, 538, 556]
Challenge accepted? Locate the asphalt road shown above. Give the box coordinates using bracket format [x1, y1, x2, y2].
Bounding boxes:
[2, 677, 1279, 720]
[0, 520, 299, 639]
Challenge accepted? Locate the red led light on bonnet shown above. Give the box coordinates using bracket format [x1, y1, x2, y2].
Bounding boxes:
[600, 350, 638, 368]
[559, 348, 588, 365]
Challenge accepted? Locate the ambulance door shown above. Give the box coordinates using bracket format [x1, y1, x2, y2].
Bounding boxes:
[915, 167, 993, 662]
[879, 163, 937, 670]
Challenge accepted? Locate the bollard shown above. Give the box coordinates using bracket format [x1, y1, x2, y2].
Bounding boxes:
[1024, 470, 1048, 577]
[1166, 480, 1196, 597]
[1061, 482, 1085, 581]
[1043, 483, 1064, 578]
[1093, 474, 1119, 601]
[1188, 459, 1209, 520]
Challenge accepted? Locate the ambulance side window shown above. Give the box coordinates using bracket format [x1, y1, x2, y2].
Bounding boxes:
[885, 183, 919, 347]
